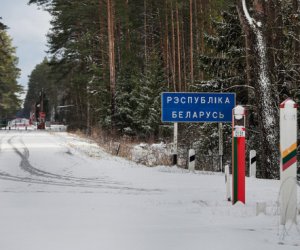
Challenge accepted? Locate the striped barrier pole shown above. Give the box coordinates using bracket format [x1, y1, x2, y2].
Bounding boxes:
[188, 149, 195, 171]
[225, 165, 231, 201]
[232, 106, 246, 205]
[249, 150, 256, 177]
[280, 99, 298, 225]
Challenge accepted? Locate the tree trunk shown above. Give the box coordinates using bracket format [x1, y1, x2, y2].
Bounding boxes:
[194, 0, 200, 80]
[107, 0, 116, 125]
[171, 3, 177, 91]
[200, 0, 205, 80]
[86, 85, 91, 135]
[236, 4, 254, 103]
[239, 0, 280, 178]
[181, 16, 187, 91]
[176, 3, 182, 92]
[144, 0, 147, 64]
[265, 0, 284, 100]
[164, 0, 170, 88]
[125, 0, 130, 50]
[190, 0, 194, 85]
[99, 0, 106, 81]
[292, 0, 300, 91]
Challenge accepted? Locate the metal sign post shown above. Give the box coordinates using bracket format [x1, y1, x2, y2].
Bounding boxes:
[232, 106, 246, 205]
[279, 99, 298, 225]
[219, 122, 223, 172]
[173, 122, 178, 165]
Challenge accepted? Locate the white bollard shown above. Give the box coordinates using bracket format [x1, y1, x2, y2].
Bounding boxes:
[188, 149, 195, 171]
[225, 165, 231, 201]
[249, 150, 256, 177]
[279, 99, 298, 225]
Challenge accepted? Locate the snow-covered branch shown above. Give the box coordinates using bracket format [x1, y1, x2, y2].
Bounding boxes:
[242, 0, 262, 29]
[242, 0, 254, 27]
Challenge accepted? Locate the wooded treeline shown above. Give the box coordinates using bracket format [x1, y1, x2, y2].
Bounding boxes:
[24, 0, 300, 178]
[0, 18, 22, 124]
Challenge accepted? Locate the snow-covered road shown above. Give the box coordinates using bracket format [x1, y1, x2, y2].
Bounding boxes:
[0, 130, 299, 250]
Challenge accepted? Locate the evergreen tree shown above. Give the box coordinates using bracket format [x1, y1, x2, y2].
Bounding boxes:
[133, 51, 166, 138]
[0, 18, 7, 30]
[114, 73, 136, 135]
[183, 6, 247, 171]
[23, 58, 60, 121]
[193, 6, 247, 104]
[0, 26, 22, 122]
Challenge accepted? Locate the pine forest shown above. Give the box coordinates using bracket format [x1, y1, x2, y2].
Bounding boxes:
[1, 0, 300, 179]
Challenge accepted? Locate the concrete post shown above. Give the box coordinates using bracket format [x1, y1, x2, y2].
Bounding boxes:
[188, 149, 195, 171]
[279, 99, 298, 225]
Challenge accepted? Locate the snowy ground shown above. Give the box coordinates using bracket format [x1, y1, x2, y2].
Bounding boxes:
[0, 130, 299, 250]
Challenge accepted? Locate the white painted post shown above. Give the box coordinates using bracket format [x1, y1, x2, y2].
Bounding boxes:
[249, 150, 256, 177]
[225, 165, 231, 201]
[173, 122, 178, 165]
[188, 149, 195, 171]
[279, 99, 298, 225]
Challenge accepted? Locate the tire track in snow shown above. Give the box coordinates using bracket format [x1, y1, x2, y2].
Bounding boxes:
[0, 169, 116, 189]
[1, 135, 160, 193]
[0, 169, 159, 192]
[17, 137, 125, 185]
[7, 136, 118, 187]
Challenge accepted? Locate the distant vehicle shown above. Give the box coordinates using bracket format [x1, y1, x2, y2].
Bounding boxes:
[7, 118, 30, 128]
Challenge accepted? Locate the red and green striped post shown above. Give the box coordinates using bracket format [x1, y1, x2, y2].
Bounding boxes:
[280, 99, 298, 225]
[232, 106, 246, 205]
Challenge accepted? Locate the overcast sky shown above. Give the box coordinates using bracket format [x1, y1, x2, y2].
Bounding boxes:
[1, 0, 51, 98]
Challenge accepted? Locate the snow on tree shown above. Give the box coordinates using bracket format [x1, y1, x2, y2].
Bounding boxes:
[238, 0, 280, 178]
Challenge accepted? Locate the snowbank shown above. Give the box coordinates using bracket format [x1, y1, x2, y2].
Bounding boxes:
[131, 142, 172, 166]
